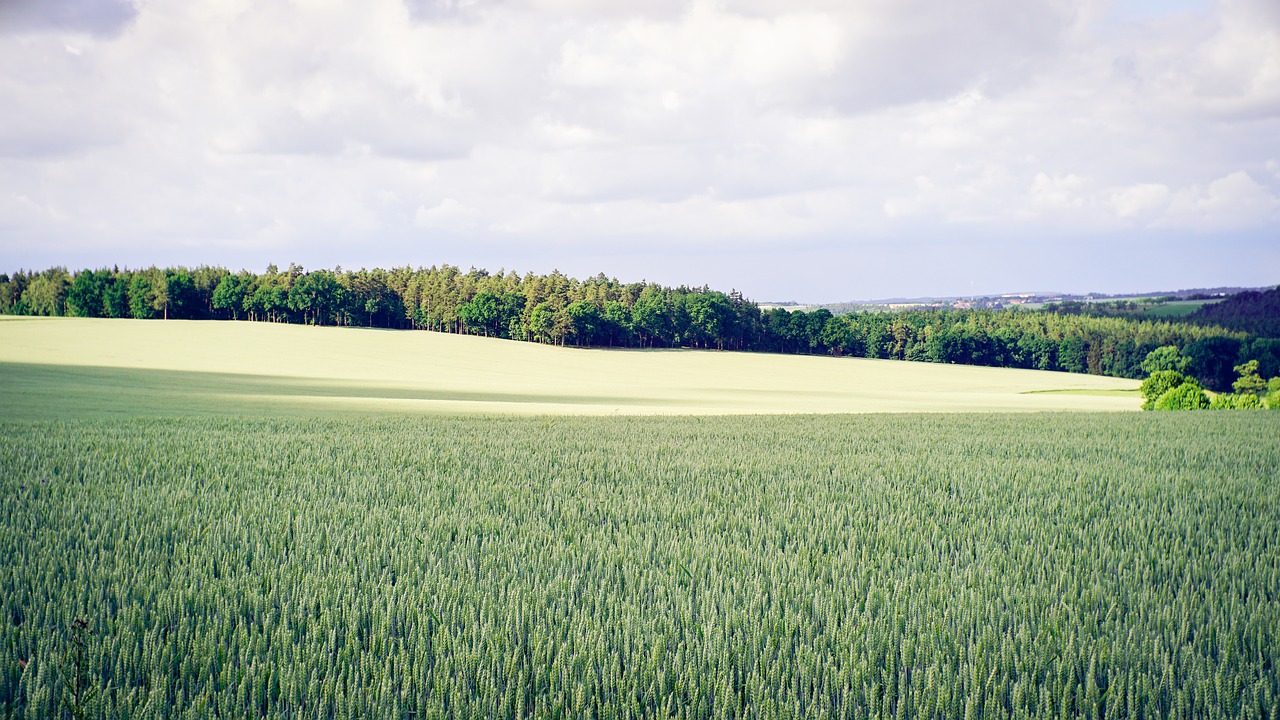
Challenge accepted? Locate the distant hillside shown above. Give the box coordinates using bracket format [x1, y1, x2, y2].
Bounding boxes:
[1189, 286, 1280, 338]
[0, 316, 1141, 417]
[816, 286, 1261, 315]
[3, 264, 1273, 388]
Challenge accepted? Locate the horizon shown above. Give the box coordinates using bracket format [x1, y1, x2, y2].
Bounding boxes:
[2, 0, 1278, 301]
[2, 259, 1275, 306]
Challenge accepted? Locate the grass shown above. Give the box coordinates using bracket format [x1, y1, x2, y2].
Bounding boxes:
[1023, 388, 1142, 397]
[2, 316, 1277, 718]
[1017, 298, 1221, 318]
[3, 413, 1278, 718]
[1139, 299, 1220, 318]
[0, 316, 1140, 418]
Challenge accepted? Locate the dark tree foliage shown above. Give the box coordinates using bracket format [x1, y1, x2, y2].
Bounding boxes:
[1243, 338, 1280, 380]
[1189, 286, 1280, 338]
[1, 265, 1268, 386]
[65, 269, 108, 318]
[1185, 336, 1245, 392]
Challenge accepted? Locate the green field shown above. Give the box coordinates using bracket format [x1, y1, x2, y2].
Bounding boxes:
[1017, 298, 1220, 319]
[0, 316, 1140, 417]
[3, 414, 1279, 718]
[3, 316, 1278, 719]
[1023, 388, 1142, 397]
[1138, 299, 1221, 319]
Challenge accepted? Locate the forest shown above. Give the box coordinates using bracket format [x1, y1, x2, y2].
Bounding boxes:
[3, 264, 1277, 391]
[1189, 286, 1280, 338]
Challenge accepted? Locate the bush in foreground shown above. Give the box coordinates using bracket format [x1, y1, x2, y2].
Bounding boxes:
[1139, 370, 1188, 410]
[1153, 378, 1211, 410]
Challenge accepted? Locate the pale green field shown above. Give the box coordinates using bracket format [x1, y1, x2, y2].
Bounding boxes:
[1025, 388, 1142, 397]
[1139, 298, 1220, 318]
[0, 316, 1140, 417]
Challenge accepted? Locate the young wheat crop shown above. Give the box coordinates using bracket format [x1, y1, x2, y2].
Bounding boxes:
[2, 412, 1278, 718]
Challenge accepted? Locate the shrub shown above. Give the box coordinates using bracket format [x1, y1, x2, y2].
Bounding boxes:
[1153, 380, 1210, 411]
[1232, 360, 1266, 396]
[1140, 370, 1186, 410]
[1210, 392, 1263, 410]
[1141, 345, 1190, 375]
[1234, 392, 1264, 409]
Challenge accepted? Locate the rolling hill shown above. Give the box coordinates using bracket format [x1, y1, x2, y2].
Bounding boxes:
[0, 316, 1140, 417]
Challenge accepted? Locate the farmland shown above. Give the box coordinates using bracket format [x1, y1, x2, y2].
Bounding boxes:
[1137, 299, 1221, 319]
[0, 317, 1140, 417]
[2, 317, 1278, 719]
[3, 413, 1279, 718]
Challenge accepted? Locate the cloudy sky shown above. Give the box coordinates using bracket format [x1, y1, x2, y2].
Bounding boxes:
[1, 0, 1277, 301]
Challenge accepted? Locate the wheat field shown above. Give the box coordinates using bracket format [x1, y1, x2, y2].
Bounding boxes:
[0, 316, 1139, 418]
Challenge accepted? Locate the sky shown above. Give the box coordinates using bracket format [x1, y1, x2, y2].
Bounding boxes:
[1, 0, 1277, 302]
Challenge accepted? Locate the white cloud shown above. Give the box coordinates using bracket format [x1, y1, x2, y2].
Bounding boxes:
[1, 0, 1278, 299]
[415, 197, 480, 231]
[1161, 170, 1280, 229]
[1030, 173, 1089, 212]
[1111, 183, 1171, 218]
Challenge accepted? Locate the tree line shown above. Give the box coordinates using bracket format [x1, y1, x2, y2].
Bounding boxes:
[1042, 286, 1280, 339]
[3, 264, 1276, 390]
[1139, 348, 1280, 411]
[1189, 286, 1280, 338]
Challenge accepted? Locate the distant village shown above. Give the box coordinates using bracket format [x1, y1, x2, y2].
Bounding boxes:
[763, 287, 1244, 315]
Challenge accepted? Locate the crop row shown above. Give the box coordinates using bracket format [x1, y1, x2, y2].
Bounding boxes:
[2, 413, 1279, 719]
